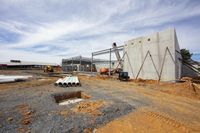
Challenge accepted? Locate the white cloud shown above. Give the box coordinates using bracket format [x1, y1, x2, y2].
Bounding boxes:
[0, 20, 30, 35]
[7, 20, 97, 48]
[0, 47, 61, 64]
[0, 0, 200, 63]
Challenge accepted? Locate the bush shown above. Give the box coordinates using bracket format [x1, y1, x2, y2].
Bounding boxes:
[180, 48, 192, 61]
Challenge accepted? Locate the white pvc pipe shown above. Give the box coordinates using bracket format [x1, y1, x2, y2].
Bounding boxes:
[67, 77, 73, 86]
[62, 76, 71, 87]
[0, 78, 16, 83]
[72, 77, 76, 86]
[0, 75, 31, 79]
[75, 77, 80, 86]
[0, 75, 31, 83]
[60, 76, 69, 87]
[54, 78, 63, 86]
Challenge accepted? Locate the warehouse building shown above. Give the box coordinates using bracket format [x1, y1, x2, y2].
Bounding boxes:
[62, 56, 116, 72]
[0, 60, 59, 70]
[62, 56, 94, 72]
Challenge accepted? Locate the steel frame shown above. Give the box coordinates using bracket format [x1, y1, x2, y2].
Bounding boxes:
[91, 45, 124, 76]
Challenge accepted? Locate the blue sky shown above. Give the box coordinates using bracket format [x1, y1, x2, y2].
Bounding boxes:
[0, 0, 200, 64]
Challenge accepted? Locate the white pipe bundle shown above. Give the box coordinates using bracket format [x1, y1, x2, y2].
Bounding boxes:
[54, 76, 80, 87]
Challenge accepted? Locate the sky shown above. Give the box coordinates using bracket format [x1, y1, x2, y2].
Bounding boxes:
[0, 0, 200, 64]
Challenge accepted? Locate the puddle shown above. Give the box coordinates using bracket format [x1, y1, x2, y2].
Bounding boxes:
[52, 91, 90, 106]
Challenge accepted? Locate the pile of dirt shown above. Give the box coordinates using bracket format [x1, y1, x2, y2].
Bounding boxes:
[97, 109, 192, 133]
[95, 74, 119, 81]
[128, 77, 200, 100]
[72, 100, 104, 116]
[130, 78, 158, 84]
[95, 75, 110, 80]
[157, 81, 200, 100]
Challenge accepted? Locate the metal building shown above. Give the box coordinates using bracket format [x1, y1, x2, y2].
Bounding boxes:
[62, 56, 94, 72]
[62, 56, 117, 72]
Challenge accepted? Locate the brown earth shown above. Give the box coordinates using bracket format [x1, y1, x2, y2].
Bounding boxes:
[85, 75, 200, 100]
[15, 104, 33, 133]
[72, 100, 104, 116]
[1, 70, 200, 132]
[79, 75, 200, 132]
[0, 78, 57, 91]
[97, 108, 191, 133]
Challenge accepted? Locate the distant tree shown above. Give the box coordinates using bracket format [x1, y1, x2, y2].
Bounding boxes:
[180, 48, 193, 61]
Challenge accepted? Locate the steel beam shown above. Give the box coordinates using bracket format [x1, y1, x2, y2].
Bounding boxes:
[92, 45, 124, 56]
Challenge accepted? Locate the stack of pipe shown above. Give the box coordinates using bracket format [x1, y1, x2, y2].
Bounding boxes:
[54, 76, 81, 87]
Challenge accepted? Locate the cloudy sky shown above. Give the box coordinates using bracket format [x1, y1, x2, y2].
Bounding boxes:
[0, 0, 200, 64]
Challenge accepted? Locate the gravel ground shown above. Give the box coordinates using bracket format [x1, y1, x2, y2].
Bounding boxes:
[0, 79, 150, 133]
[0, 71, 200, 133]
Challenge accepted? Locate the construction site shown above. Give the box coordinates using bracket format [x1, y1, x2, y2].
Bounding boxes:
[1, 29, 200, 133]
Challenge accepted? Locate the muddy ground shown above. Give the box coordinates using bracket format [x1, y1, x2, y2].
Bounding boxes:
[0, 70, 200, 133]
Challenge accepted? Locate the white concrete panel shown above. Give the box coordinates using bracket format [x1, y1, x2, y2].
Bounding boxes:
[123, 29, 182, 81]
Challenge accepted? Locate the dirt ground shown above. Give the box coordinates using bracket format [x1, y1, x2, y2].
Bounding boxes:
[0, 70, 200, 133]
[97, 109, 190, 133]
[81, 76, 200, 133]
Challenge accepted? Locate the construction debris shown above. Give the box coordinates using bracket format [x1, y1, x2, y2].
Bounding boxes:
[0, 75, 32, 83]
[59, 98, 83, 106]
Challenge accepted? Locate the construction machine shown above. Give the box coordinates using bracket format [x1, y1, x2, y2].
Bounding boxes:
[44, 65, 54, 72]
[113, 43, 130, 81]
[99, 42, 123, 75]
[99, 43, 129, 81]
[118, 71, 130, 81]
[100, 67, 109, 75]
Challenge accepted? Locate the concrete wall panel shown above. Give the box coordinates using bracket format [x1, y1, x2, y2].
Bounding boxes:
[123, 29, 181, 81]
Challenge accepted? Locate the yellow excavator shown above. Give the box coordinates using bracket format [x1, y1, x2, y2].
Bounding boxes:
[44, 65, 54, 72]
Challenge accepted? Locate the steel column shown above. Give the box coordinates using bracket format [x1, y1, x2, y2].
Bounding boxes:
[109, 48, 111, 76]
[91, 53, 93, 74]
